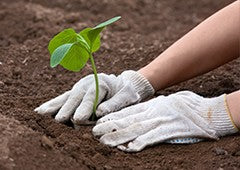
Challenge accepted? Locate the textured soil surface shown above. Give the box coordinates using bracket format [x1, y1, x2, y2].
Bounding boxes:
[0, 0, 239, 169]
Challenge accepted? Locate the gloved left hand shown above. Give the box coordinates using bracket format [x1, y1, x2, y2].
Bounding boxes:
[92, 91, 239, 152]
[34, 70, 154, 123]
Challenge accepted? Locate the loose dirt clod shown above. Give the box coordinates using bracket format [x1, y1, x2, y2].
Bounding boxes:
[41, 135, 54, 149]
[82, 133, 92, 140]
[0, 81, 4, 86]
[213, 148, 228, 156]
[104, 165, 113, 170]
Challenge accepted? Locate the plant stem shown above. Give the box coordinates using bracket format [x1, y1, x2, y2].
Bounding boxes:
[89, 53, 99, 121]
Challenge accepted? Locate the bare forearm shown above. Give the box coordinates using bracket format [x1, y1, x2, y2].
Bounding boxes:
[227, 90, 240, 129]
[139, 1, 239, 91]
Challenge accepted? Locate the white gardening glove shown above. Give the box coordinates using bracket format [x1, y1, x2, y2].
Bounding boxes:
[34, 70, 154, 123]
[92, 91, 239, 152]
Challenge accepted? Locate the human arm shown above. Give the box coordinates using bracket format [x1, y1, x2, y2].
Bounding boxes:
[139, 1, 239, 91]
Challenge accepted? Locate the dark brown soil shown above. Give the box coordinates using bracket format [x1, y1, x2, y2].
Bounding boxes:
[0, 0, 239, 169]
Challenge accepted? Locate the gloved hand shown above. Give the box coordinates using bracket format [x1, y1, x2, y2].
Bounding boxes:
[93, 91, 239, 152]
[34, 70, 154, 123]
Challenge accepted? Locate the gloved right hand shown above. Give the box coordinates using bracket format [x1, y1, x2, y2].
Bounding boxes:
[34, 70, 155, 124]
[93, 91, 239, 152]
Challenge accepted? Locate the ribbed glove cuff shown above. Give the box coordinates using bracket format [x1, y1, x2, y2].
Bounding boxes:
[204, 94, 239, 137]
[121, 70, 155, 100]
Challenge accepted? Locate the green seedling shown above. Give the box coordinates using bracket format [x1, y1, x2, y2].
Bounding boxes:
[48, 16, 121, 121]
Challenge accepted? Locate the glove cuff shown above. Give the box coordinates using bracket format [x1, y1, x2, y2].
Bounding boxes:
[121, 70, 155, 100]
[205, 94, 239, 137]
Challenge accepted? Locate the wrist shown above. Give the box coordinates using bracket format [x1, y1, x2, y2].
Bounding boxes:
[138, 67, 159, 91]
[200, 94, 239, 137]
[226, 90, 240, 129]
[121, 70, 155, 99]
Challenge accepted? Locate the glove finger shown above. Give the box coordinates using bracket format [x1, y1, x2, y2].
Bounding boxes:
[54, 88, 86, 122]
[117, 123, 181, 152]
[99, 117, 164, 147]
[96, 84, 141, 117]
[34, 91, 71, 116]
[117, 119, 214, 152]
[93, 108, 157, 136]
[72, 83, 108, 123]
[96, 102, 147, 124]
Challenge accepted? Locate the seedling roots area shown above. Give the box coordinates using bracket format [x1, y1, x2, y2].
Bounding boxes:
[0, 0, 239, 169]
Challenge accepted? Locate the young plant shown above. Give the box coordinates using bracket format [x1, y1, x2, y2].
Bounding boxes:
[48, 16, 121, 121]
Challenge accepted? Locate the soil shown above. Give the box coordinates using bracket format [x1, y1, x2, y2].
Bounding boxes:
[0, 0, 239, 169]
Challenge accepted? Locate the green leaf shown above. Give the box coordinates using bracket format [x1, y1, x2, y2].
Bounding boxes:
[76, 34, 91, 52]
[93, 16, 121, 29]
[50, 43, 73, 68]
[79, 28, 101, 52]
[60, 43, 89, 72]
[48, 28, 78, 55]
[87, 28, 104, 51]
[50, 43, 90, 72]
[82, 16, 121, 52]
